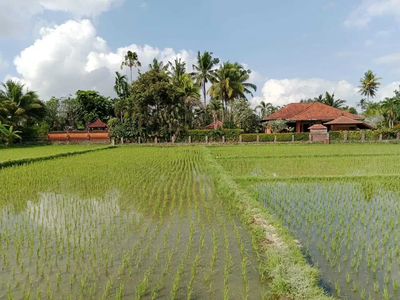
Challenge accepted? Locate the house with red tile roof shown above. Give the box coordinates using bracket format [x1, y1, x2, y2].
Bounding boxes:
[263, 102, 372, 133]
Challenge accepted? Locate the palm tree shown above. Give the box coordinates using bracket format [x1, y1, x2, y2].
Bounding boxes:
[314, 94, 324, 102]
[207, 100, 223, 129]
[121, 50, 141, 83]
[381, 97, 399, 128]
[208, 62, 257, 107]
[359, 70, 382, 101]
[323, 92, 346, 108]
[168, 58, 186, 86]
[148, 58, 168, 73]
[0, 80, 46, 128]
[233, 63, 257, 99]
[174, 74, 200, 126]
[192, 51, 220, 106]
[255, 101, 274, 118]
[357, 98, 368, 113]
[114, 72, 129, 99]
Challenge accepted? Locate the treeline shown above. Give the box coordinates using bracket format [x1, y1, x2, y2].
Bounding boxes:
[1, 51, 262, 145]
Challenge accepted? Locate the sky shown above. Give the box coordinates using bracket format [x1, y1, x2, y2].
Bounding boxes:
[1, 0, 400, 109]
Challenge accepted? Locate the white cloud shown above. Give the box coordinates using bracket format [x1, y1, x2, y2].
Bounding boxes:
[0, 53, 8, 69]
[344, 0, 400, 28]
[0, 0, 122, 37]
[9, 19, 198, 100]
[250, 78, 359, 108]
[251, 77, 400, 109]
[374, 53, 400, 65]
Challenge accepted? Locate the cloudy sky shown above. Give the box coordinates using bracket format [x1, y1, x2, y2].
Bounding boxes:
[1, 0, 400, 108]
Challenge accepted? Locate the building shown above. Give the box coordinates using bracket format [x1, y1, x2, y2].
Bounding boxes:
[87, 119, 108, 131]
[263, 102, 372, 133]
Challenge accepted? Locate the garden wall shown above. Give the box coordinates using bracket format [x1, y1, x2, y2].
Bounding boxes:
[47, 131, 110, 142]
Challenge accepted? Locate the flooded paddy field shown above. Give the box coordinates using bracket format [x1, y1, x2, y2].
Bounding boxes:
[210, 144, 400, 300]
[0, 147, 265, 299]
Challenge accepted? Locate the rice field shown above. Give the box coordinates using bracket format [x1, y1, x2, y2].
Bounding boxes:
[0, 146, 266, 299]
[0, 145, 108, 163]
[211, 144, 400, 300]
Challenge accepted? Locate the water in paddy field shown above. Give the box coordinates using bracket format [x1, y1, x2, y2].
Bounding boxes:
[256, 181, 400, 300]
[0, 185, 265, 299]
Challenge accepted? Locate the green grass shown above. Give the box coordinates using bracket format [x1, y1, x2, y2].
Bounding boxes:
[0, 145, 108, 163]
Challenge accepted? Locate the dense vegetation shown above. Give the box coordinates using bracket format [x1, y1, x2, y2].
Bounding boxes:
[2, 48, 399, 147]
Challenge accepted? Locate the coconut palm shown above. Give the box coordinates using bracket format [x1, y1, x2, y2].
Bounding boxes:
[381, 97, 399, 128]
[192, 51, 220, 106]
[0, 80, 46, 128]
[314, 94, 324, 102]
[359, 70, 382, 101]
[256, 101, 274, 118]
[114, 72, 129, 99]
[323, 92, 346, 108]
[207, 62, 257, 108]
[207, 100, 223, 129]
[121, 51, 141, 83]
[149, 58, 168, 73]
[168, 58, 186, 86]
[175, 73, 201, 126]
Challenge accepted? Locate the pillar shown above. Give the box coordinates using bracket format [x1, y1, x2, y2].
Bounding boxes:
[205, 136, 208, 143]
[222, 136, 225, 143]
[188, 136, 191, 144]
[239, 135, 242, 143]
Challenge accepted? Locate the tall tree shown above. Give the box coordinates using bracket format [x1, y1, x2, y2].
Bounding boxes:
[168, 58, 187, 86]
[255, 101, 275, 118]
[75, 91, 113, 125]
[381, 97, 399, 128]
[0, 80, 46, 128]
[322, 92, 346, 108]
[114, 72, 129, 99]
[359, 70, 382, 101]
[121, 51, 141, 84]
[148, 58, 168, 73]
[208, 62, 257, 106]
[192, 51, 220, 106]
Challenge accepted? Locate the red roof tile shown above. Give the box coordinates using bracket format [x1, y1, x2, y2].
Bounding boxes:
[87, 118, 107, 128]
[309, 124, 327, 130]
[324, 116, 363, 125]
[263, 103, 313, 120]
[264, 102, 363, 121]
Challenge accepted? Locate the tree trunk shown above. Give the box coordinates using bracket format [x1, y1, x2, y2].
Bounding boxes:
[203, 81, 207, 107]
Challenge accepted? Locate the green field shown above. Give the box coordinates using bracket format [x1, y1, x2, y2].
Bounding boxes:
[1, 143, 397, 299]
[211, 143, 400, 300]
[0, 145, 108, 163]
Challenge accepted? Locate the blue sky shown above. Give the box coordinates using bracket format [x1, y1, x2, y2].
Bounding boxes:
[1, 0, 400, 108]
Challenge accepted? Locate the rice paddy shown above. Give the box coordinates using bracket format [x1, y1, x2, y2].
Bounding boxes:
[212, 143, 400, 300]
[0, 147, 266, 299]
[0, 145, 108, 163]
[2, 142, 397, 300]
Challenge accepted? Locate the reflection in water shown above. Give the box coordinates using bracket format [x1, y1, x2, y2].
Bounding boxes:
[256, 181, 400, 300]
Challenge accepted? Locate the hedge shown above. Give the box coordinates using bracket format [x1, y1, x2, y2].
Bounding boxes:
[177, 129, 243, 143]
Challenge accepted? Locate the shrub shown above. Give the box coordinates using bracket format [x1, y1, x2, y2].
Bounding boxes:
[293, 133, 309, 141]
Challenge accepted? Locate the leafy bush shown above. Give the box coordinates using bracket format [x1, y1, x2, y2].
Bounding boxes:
[294, 132, 309, 141]
[178, 129, 243, 143]
[276, 133, 293, 142]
